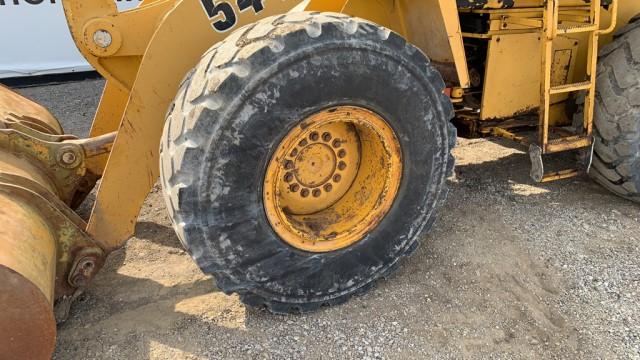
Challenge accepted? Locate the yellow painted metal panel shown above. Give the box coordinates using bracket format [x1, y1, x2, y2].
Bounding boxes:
[398, 0, 470, 87]
[481, 33, 540, 120]
[481, 33, 577, 121]
[340, 0, 469, 87]
[306, 0, 347, 12]
[341, 0, 405, 35]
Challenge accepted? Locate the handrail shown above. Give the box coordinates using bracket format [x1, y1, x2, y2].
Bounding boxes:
[598, 0, 618, 35]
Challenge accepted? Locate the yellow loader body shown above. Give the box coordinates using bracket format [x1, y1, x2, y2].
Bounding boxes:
[1, 0, 638, 358]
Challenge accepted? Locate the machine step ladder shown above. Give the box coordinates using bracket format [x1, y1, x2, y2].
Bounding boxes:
[529, 0, 607, 183]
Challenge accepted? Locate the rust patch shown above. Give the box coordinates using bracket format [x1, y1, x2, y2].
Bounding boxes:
[0, 265, 56, 360]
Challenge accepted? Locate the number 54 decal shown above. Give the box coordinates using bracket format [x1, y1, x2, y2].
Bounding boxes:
[200, 0, 265, 32]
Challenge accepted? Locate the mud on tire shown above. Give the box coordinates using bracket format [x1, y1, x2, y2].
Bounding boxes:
[160, 12, 456, 313]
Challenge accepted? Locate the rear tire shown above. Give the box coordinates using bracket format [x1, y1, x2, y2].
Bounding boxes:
[588, 17, 640, 202]
[160, 12, 456, 313]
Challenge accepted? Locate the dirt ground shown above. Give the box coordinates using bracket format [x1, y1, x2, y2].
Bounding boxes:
[14, 78, 640, 359]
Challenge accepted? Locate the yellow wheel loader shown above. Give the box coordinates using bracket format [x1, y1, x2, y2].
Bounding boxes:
[1, 0, 638, 357]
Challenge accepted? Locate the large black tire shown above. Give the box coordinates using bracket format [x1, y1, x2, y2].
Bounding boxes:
[588, 17, 640, 202]
[160, 12, 456, 313]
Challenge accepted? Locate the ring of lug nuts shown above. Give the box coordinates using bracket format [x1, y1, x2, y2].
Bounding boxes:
[282, 130, 349, 199]
[264, 105, 402, 252]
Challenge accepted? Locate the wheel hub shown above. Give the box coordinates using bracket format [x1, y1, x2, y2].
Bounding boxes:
[264, 106, 402, 252]
[293, 143, 335, 187]
[278, 121, 360, 215]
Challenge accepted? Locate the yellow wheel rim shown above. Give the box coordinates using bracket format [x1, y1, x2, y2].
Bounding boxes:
[264, 106, 402, 252]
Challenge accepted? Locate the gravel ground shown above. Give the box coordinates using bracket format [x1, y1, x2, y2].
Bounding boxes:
[12, 78, 640, 359]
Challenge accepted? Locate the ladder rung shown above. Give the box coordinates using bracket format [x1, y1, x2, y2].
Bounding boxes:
[529, 144, 583, 183]
[540, 169, 581, 183]
[557, 23, 597, 34]
[549, 81, 592, 94]
[504, 17, 543, 29]
[545, 135, 592, 153]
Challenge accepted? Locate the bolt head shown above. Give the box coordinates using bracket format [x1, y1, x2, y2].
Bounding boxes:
[284, 173, 294, 183]
[93, 30, 112, 48]
[284, 160, 294, 170]
[61, 151, 77, 165]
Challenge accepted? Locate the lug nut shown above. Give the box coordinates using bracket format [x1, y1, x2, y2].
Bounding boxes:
[290, 184, 300, 192]
[312, 189, 322, 197]
[332, 139, 341, 148]
[324, 184, 333, 192]
[300, 188, 310, 198]
[322, 132, 332, 142]
[284, 173, 294, 183]
[333, 174, 342, 183]
[299, 139, 308, 147]
[284, 160, 294, 170]
[309, 132, 319, 141]
[338, 161, 347, 171]
[290, 148, 298, 157]
[338, 149, 347, 158]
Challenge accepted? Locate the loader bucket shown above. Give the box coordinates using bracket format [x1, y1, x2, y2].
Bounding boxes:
[0, 85, 65, 359]
[0, 194, 57, 359]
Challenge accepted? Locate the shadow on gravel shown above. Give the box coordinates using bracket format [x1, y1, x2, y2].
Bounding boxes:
[55, 222, 236, 359]
[135, 221, 184, 250]
[453, 139, 620, 204]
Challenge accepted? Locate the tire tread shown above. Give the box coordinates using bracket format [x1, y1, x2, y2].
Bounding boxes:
[589, 20, 640, 202]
